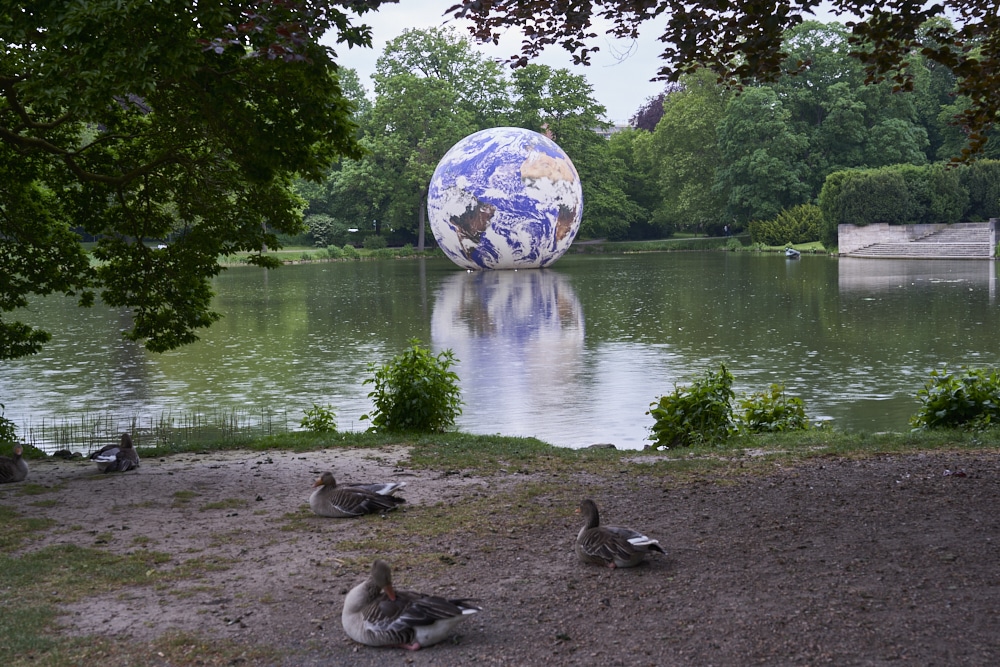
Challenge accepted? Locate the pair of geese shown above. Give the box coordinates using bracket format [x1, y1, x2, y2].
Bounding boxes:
[0, 433, 139, 485]
[313, 471, 665, 651]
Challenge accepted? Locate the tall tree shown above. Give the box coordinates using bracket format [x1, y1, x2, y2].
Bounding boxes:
[715, 87, 810, 225]
[648, 71, 730, 234]
[0, 0, 392, 359]
[449, 0, 999, 158]
[332, 27, 506, 249]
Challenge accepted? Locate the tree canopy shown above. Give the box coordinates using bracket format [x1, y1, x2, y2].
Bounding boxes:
[0, 0, 394, 359]
[447, 0, 998, 158]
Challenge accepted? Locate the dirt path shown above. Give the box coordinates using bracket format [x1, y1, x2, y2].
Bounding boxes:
[6, 447, 1000, 666]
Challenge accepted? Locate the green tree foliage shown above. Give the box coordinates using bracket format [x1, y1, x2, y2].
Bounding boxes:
[322, 27, 502, 248]
[714, 87, 810, 226]
[452, 1, 1000, 158]
[748, 204, 823, 246]
[647, 71, 729, 234]
[605, 128, 658, 239]
[363, 339, 463, 433]
[0, 0, 388, 358]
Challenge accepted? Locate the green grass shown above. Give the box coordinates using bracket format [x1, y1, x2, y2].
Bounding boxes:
[124, 425, 1000, 479]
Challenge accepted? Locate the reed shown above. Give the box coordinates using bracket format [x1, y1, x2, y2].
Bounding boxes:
[17, 407, 290, 455]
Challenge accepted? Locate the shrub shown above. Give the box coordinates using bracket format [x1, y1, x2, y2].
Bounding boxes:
[748, 204, 823, 246]
[299, 251, 313, 261]
[363, 234, 388, 250]
[647, 364, 735, 448]
[341, 244, 360, 259]
[326, 244, 345, 259]
[363, 339, 463, 433]
[910, 366, 1000, 430]
[737, 384, 810, 433]
[300, 403, 337, 433]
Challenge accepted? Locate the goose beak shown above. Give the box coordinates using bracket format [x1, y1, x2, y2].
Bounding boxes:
[312, 478, 323, 488]
[383, 585, 396, 601]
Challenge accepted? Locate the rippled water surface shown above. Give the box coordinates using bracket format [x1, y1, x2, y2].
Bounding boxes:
[3, 253, 999, 449]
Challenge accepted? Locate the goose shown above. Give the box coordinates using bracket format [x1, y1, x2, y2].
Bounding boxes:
[342, 559, 480, 650]
[0, 444, 28, 483]
[309, 471, 405, 518]
[575, 498, 665, 568]
[89, 433, 139, 473]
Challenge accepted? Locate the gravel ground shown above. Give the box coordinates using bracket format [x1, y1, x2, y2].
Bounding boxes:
[6, 447, 1000, 666]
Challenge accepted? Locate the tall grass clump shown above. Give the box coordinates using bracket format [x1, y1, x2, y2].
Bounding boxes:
[18, 407, 290, 454]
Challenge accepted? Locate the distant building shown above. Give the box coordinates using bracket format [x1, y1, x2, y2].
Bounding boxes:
[593, 123, 630, 139]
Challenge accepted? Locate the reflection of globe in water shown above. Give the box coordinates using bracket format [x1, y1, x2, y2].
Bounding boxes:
[427, 127, 583, 270]
[431, 270, 585, 440]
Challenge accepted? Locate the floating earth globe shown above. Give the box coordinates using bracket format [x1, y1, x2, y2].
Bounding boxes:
[427, 127, 583, 270]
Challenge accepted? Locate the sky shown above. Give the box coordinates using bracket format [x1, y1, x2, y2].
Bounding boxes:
[325, 2, 846, 125]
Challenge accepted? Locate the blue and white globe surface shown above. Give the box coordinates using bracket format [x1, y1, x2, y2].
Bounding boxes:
[427, 127, 583, 270]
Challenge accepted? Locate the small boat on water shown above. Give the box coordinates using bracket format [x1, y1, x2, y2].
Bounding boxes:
[785, 247, 801, 259]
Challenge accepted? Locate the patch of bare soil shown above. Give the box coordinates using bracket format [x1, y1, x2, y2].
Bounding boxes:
[8, 447, 1000, 666]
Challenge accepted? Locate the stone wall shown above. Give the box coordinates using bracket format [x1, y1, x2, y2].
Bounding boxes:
[838, 221, 998, 255]
[837, 223, 949, 255]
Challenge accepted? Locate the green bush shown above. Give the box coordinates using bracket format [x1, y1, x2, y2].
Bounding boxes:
[300, 403, 337, 433]
[363, 339, 463, 433]
[737, 384, 810, 433]
[910, 366, 1000, 430]
[647, 365, 735, 448]
[363, 234, 388, 250]
[341, 244, 360, 259]
[748, 204, 823, 246]
[326, 244, 345, 259]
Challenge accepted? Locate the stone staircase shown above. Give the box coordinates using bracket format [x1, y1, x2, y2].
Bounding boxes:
[848, 222, 994, 259]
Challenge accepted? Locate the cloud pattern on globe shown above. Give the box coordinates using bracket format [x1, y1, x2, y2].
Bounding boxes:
[427, 127, 583, 270]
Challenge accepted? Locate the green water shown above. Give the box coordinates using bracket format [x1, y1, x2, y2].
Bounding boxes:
[3, 253, 999, 449]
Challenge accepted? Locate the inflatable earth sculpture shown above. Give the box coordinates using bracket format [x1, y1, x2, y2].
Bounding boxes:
[427, 127, 583, 270]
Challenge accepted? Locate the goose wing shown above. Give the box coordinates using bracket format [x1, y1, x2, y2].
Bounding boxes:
[327, 486, 404, 516]
[90, 445, 120, 462]
[367, 591, 478, 642]
[578, 525, 640, 562]
[344, 481, 406, 496]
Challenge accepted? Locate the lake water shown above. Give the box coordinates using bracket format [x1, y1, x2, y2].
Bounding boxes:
[3, 253, 999, 450]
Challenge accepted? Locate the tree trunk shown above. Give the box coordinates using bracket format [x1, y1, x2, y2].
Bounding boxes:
[418, 187, 428, 252]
